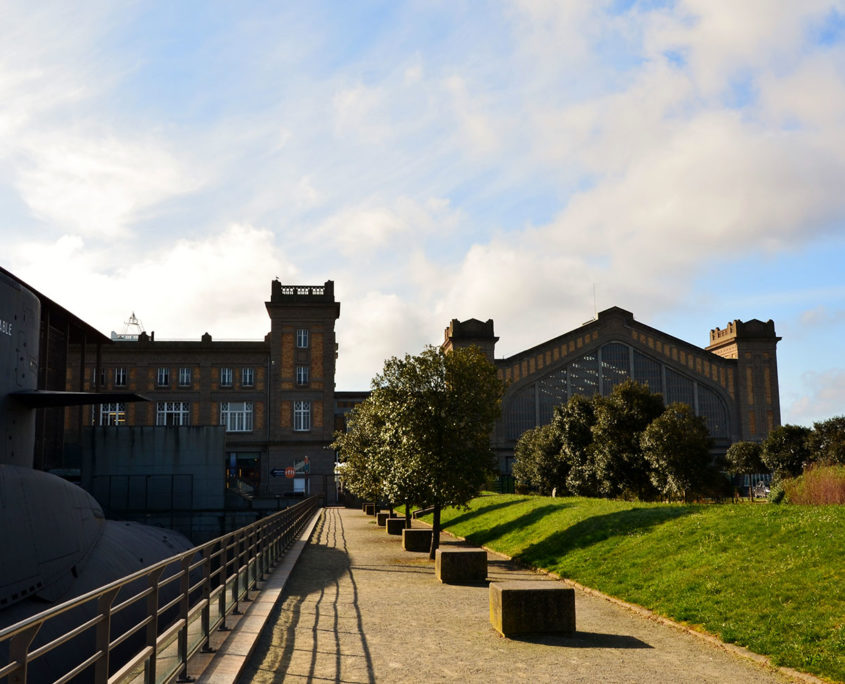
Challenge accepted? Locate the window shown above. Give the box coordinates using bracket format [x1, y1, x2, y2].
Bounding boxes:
[296, 328, 309, 348]
[92, 368, 105, 388]
[114, 367, 127, 387]
[178, 367, 192, 386]
[293, 400, 311, 431]
[220, 367, 233, 387]
[156, 401, 191, 426]
[220, 401, 253, 432]
[241, 367, 254, 387]
[156, 367, 169, 386]
[296, 365, 309, 386]
[99, 403, 125, 426]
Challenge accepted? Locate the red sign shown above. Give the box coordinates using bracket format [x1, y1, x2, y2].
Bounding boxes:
[285, 466, 296, 479]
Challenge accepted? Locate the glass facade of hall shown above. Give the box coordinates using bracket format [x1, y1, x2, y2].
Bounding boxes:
[505, 341, 729, 441]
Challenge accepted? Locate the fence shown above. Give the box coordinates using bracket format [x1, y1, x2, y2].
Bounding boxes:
[0, 496, 320, 683]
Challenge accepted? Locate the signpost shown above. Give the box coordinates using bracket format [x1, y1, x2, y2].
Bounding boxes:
[270, 466, 299, 478]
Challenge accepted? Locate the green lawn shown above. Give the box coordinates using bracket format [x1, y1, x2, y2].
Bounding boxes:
[420, 495, 845, 682]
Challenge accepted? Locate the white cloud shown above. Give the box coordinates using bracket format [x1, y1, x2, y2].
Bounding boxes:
[11, 224, 296, 340]
[335, 291, 431, 388]
[788, 369, 845, 426]
[14, 130, 198, 238]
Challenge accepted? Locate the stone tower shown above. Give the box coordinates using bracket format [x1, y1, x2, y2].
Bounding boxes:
[441, 318, 499, 362]
[706, 318, 781, 441]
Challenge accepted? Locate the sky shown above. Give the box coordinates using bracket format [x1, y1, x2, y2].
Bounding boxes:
[2, 1, 845, 427]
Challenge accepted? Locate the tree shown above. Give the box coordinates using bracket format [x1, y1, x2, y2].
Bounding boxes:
[331, 397, 391, 506]
[512, 423, 566, 495]
[761, 424, 811, 479]
[807, 416, 845, 466]
[641, 402, 714, 501]
[724, 441, 766, 499]
[590, 381, 665, 500]
[556, 394, 600, 497]
[371, 345, 504, 558]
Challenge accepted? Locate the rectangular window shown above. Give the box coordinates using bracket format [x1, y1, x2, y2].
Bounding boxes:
[99, 403, 125, 426]
[296, 328, 309, 348]
[220, 401, 253, 432]
[241, 367, 255, 387]
[156, 401, 191, 426]
[178, 367, 192, 386]
[293, 400, 311, 432]
[220, 367, 233, 387]
[156, 367, 169, 387]
[296, 365, 309, 386]
[114, 367, 127, 387]
[92, 368, 105, 388]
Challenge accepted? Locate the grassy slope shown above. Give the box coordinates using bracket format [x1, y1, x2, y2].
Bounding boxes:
[425, 495, 845, 682]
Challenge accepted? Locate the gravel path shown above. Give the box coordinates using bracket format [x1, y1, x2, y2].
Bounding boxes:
[241, 506, 793, 683]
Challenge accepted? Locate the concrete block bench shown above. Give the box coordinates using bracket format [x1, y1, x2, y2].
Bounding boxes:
[363, 503, 377, 516]
[434, 548, 487, 584]
[385, 517, 411, 535]
[489, 581, 576, 637]
[376, 511, 395, 527]
[402, 528, 433, 552]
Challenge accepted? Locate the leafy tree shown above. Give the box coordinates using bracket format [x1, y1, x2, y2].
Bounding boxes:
[512, 423, 565, 495]
[331, 397, 391, 506]
[590, 381, 665, 500]
[641, 402, 714, 501]
[761, 424, 811, 479]
[556, 395, 600, 497]
[807, 416, 845, 466]
[724, 441, 766, 499]
[371, 345, 504, 558]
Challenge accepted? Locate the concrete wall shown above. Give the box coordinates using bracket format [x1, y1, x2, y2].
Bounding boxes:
[81, 426, 226, 513]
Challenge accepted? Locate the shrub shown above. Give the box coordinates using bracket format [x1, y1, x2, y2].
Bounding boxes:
[768, 479, 786, 504]
[783, 464, 845, 505]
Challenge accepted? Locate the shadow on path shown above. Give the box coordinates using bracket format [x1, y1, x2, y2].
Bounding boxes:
[241, 509, 375, 684]
[510, 631, 652, 649]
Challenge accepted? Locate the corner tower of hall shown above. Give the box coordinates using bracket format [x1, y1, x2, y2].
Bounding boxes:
[706, 318, 781, 442]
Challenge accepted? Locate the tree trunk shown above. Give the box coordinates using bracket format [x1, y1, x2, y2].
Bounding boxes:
[428, 504, 441, 560]
[404, 500, 411, 527]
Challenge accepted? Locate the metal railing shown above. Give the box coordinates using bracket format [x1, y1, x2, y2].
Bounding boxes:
[0, 496, 320, 684]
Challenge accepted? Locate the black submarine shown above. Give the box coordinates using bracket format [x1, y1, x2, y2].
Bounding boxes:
[0, 267, 192, 635]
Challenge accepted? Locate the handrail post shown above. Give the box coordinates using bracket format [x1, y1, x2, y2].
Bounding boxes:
[94, 587, 120, 683]
[201, 545, 214, 653]
[145, 567, 164, 684]
[8, 622, 41, 684]
[176, 556, 193, 682]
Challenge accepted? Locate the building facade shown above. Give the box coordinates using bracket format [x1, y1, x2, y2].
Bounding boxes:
[64, 280, 341, 503]
[443, 307, 781, 474]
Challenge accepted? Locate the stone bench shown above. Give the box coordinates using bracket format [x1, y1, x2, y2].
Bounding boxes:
[489, 581, 576, 637]
[363, 503, 377, 516]
[402, 528, 433, 552]
[376, 511, 395, 527]
[434, 548, 487, 584]
[385, 517, 411, 535]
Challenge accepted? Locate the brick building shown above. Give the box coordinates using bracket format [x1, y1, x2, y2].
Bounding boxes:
[443, 307, 781, 475]
[65, 280, 342, 502]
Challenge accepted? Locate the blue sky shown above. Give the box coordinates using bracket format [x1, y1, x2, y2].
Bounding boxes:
[2, 1, 845, 426]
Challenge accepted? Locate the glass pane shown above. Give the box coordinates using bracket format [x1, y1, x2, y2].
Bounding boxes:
[633, 350, 663, 394]
[601, 342, 630, 395]
[568, 350, 599, 398]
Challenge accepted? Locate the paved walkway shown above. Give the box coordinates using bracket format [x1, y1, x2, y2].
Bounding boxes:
[235, 507, 797, 683]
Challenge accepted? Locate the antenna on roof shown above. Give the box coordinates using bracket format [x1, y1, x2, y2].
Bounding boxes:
[593, 283, 598, 319]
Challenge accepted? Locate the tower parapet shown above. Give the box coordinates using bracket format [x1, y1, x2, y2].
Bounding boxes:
[442, 318, 498, 362]
[270, 280, 335, 303]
